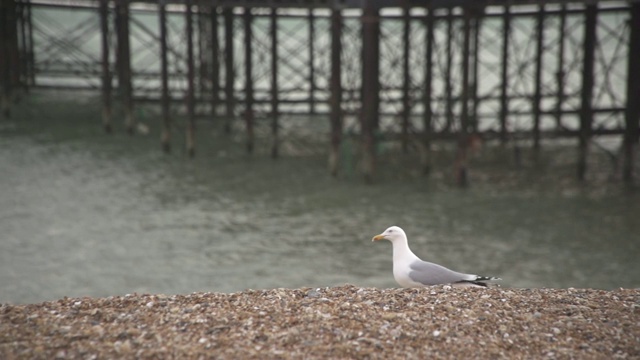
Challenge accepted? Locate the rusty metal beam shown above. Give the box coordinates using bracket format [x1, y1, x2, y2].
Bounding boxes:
[1, 0, 20, 117]
[18, 0, 29, 92]
[197, 4, 208, 96]
[270, 8, 279, 159]
[555, 5, 566, 131]
[401, 5, 410, 154]
[471, 12, 481, 133]
[361, 2, 379, 183]
[456, 9, 472, 187]
[328, 8, 342, 177]
[99, 0, 112, 133]
[532, 5, 545, 155]
[623, 2, 640, 183]
[223, 8, 234, 133]
[308, 10, 315, 114]
[115, 0, 134, 134]
[577, 4, 597, 181]
[208, 0, 632, 9]
[244, 7, 254, 154]
[185, 0, 196, 157]
[210, 6, 220, 117]
[421, 6, 434, 175]
[499, 6, 510, 145]
[159, 0, 171, 153]
[444, 9, 453, 133]
[8, 0, 20, 100]
[0, 0, 8, 117]
[25, 0, 36, 86]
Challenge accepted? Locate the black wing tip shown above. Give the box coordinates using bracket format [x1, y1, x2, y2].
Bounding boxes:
[451, 280, 492, 287]
[456, 276, 501, 287]
[456, 278, 501, 287]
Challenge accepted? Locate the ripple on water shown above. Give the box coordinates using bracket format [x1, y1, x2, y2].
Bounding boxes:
[1, 95, 639, 304]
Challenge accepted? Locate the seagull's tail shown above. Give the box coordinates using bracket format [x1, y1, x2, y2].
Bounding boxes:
[475, 275, 502, 282]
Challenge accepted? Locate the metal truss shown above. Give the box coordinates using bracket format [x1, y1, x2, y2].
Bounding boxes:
[2, 0, 638, 182]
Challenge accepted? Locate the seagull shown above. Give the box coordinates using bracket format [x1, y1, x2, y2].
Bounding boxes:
[372, 226, 501, 288]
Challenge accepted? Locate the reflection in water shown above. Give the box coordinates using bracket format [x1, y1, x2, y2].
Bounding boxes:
[0, 92, 639, 304]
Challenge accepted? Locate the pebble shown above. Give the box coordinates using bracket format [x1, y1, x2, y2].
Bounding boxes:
[0, 286, 637, 359]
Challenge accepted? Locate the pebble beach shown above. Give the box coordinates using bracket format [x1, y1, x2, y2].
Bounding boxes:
[1, 285, 638, 359]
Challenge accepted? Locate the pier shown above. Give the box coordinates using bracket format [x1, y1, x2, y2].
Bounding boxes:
[1, 0, 639, 184]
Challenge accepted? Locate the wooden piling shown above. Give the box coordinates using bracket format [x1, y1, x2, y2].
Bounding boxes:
[421, 6, 434, 175]
[361, 2, 380, 183]
[185, 0, 196, 157]
[623, 2, 640, 183]
[99, 0, 112, 133]
[577, 5, 597, 181]
[223, 8, 234, 133]
[499, 6, 511, 145]
[244, 7, 254, 154]
[159, 0, 171, 153]
[270, 8, 279, 159]
[328, 8, 342, 177]
[401, 5, 410, 154]
[532, 5, 545, 156]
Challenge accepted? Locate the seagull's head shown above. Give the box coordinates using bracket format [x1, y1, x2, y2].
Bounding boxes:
[372, 226, 406, 243]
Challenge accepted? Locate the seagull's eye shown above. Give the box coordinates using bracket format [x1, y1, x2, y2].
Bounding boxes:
[388, 229, 394, 233]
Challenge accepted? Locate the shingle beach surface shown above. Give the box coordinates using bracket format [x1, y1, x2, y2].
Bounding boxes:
[1, 285, 638, 359]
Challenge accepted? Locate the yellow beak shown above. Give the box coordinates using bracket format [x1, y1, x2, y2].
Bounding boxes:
[372, 234, 386, 242]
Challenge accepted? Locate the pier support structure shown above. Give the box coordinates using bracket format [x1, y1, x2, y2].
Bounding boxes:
[578, 4, 597, 181]
[401, 5, 410, 154]
[185, 0, 196, 157]
[421, 5, 434, 175]
[243, 7, 254, 154]
[10, 0, 640, 185]
[99, 0, 112, 133]
[532, 5, 545, 157]
[223, 8, 234, 133]
[270, 8, 279, 159]
[455, 7, 473, 187]
[360, 1, 380, 183]
[0, 0, 20, 117]
[328, 8, 343, 177]
[623, 2, 640, 183]
[499, 6, 511, 146]
[159, 0, 171, 153]
[115, 0, 134, 134]
[210, 5, 220, 119]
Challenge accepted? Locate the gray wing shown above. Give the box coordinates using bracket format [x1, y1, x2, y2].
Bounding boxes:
[408, 260, 477, 286]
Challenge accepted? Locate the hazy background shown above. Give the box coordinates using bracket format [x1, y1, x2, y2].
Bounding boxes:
[1, 91, 638, 304]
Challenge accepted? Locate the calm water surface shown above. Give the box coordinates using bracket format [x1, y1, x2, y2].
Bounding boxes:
[1, 92, 639, 304]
